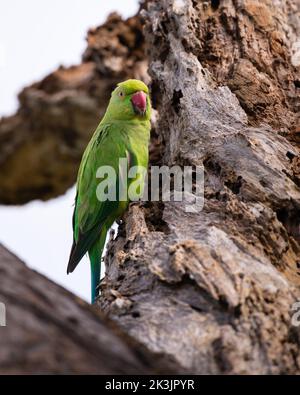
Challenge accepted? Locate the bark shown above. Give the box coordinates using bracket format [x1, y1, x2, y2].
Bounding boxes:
[0, 244, 180, 374]
[0, 13, 148, 204]
[99, 0, 300, 374]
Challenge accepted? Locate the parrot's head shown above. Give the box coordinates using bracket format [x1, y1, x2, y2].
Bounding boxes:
[105, 79, 151, 122]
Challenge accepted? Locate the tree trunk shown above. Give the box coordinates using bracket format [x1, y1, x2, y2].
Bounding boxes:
[0, 244, 179, 374]
[99, 0, 300, 374]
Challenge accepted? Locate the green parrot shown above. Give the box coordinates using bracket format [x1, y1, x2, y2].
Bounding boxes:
[67, 79, 151, 303]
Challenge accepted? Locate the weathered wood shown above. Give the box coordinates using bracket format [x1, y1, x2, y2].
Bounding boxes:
[99, 0, 300, 374]
[0, 244, 179, 374]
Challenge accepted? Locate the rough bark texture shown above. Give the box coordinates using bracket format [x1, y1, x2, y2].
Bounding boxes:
[0, 244, 180, 374]
[0, 13, 148, 204]
[99, 0, 300, 374]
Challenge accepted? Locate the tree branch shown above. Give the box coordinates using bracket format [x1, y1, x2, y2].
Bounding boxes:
[0, 244, 180, 374]
[0, 13, 147, 204]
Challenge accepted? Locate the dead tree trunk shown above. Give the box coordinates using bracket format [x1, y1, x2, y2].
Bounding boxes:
[99, 0, 300, 374]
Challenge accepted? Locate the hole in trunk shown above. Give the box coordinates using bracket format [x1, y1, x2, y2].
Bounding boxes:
[294, 80, 300, 88]
[143, 201, 170, 233]
[171, 89, 183, 114]
[211, 0, 220, 10]
[131, 311, 140, 318]
[286, 151, 296, 161]
[225, 176, 243, 195]
[276, 207, 300, 244]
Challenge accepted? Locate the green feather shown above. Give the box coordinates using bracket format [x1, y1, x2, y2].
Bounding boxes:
[89, 226, 107, 303]
[67, 79, 151, 303]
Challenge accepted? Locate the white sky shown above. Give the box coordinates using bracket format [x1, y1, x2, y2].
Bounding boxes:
[0, 0, 139, 301]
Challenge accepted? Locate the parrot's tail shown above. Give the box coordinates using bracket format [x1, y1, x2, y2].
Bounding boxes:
[88, 227, 107, 303]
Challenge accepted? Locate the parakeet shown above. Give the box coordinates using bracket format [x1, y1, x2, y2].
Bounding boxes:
[67, 79, 151, 303]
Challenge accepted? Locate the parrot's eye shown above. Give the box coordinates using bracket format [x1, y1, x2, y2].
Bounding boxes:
[118, 91, 125, 99]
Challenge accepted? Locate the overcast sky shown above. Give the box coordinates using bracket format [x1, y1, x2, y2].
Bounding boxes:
[0, 0, 139, 301]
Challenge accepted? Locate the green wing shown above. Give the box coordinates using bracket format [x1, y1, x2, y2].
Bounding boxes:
[67, 122, 127, 273]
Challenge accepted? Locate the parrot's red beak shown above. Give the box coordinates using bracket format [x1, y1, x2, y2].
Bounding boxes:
[131, 91, 147, 115]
